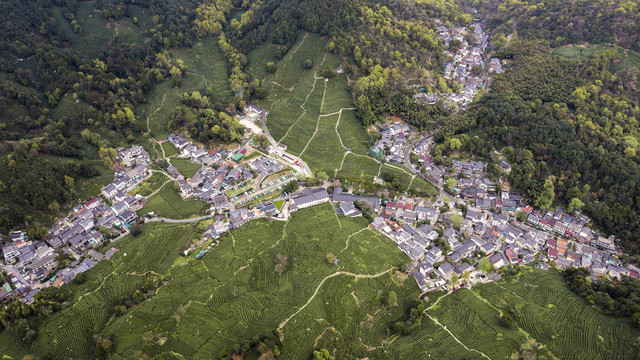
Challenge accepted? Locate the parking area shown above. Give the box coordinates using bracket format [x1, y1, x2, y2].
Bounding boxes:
[249, 156, 285, 175]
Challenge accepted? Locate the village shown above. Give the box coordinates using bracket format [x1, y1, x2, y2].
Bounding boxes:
[0, 103, 310, 303]
[0, 145, 152, 302]
[412, 20, 503, 109]
[1, 102, 636, 303]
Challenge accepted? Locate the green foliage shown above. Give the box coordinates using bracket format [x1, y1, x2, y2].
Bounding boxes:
[303, 59, 313, 70]
[450, 213, 463, 230]
[312, 348, 335, 360]
[283, 180, 299, 193]
[478, 257, 492, 274]
[320, 65, 336, 79]
[130, 223, 142, 236]
[477, 0, 640, 51]
[177, 91, 245, 144]
[565, 267, 640, 324]
[492, 40, 585, 103]
[436, 39, 640, 254]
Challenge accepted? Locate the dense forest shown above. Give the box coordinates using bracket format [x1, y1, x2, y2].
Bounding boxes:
[565, 267, 640, 327]
[466, 0, 640, 51]
[435, 39, 640, 255]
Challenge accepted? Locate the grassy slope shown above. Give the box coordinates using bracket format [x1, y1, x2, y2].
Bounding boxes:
[107, 204, 415, 359]
[253, 33, 387, 183]
[171, 158, 202, 178]
[390, 268, 640, 359]
[553, 44, 640, 75]
[137, 184, 208, 218]
[130, 172, 169, 196]
[161, 141, 179, 157]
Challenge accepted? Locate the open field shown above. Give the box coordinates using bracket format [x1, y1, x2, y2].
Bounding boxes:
[256, 32, 326, 144]
[137, 36, 232, 139]
[138, 184, 208, 218]
[390, 268, 640, 359]
[321, 75, 354, 114]
[553, 44, 640, 75]
[0, 222, 199, 359]
[171, 158, 202, 178]
[246, 43, 278, 81]
[552, 44, 615, 59]
[104, 204, 415, 359]
[248, 34, 436, 194]
[0, 204, 417, 359]
[300, 113, 345, 174]
[252, 34, 383, 181]
[336, 110, 371, 155]
[50, 94, 93, 121]
[161, 140, 179, 157]
[336, 153, 382, 181]
[51, 2, 152, 58]
[129, 172, 169, 196]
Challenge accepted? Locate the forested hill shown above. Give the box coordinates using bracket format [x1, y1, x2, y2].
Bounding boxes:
[232, 0, 464, 127]
[436, 39, 640, 255]
[0, 0, 467, 237]
[467, 0, 640, 51]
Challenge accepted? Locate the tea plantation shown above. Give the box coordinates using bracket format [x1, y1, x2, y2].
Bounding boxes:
[3, 205, 639, 359]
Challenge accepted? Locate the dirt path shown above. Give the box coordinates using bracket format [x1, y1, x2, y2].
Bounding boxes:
[278, 268, 393, 333]
[278, 52, 327, 144]
[144, 179, 173, 199]
[271, 81, 295, 91]
[335, 151, 349, 177]
[339, 227, 369, 254]
[422, 292, 492, 359]
[299, 81, 328, 157]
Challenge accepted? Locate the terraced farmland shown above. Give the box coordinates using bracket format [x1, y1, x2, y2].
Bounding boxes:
[475, 269, 640, 360]
[3, 206, 640, 359]
[97, 204, 417, 359]
[171, 158, 202, 178]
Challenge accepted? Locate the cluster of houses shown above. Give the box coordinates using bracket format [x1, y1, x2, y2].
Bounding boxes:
[368, 122, 412, 163]
[413, 20, 490, 109]
[365, 181, 637, 293]
[202, 200, 282, 240]
[1, 145, 151, 302]
[100, 145, 150, 201]
[242, 104, 268, 122]
[488, 58, 504, 73]
[168, 134, 256, 207]
[411, 139, 512, 199]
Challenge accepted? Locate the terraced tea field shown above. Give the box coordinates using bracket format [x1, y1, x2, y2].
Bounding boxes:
[3, 207, 639, 359]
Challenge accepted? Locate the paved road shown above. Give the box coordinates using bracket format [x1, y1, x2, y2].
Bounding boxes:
[260, 118, 312, 177]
